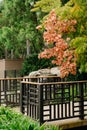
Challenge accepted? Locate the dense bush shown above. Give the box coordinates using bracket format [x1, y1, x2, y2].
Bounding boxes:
[0, 106, 61, 130]
[21, 53, 55, 76]
[21, 53, 87, 80]
[66, 68, 87, 81]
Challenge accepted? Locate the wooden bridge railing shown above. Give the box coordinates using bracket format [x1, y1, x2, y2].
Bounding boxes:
[20, 79, 87, 124]
[0, 76, 61, 107]
[0, 77, 23, 106]
[1, 76, 87, 126]
[0, 77, 32, 106]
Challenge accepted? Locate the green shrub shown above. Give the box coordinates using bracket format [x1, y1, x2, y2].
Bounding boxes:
[21, 53, 87, 80]
[21, 53, 55, 76]
[66, 68, 87, 81]
[0, 106, 61, 130]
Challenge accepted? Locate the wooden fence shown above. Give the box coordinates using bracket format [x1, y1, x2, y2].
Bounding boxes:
[0, 76, 60, 107]
[0, 76, 87, 125]
[20, 79, 87, 124]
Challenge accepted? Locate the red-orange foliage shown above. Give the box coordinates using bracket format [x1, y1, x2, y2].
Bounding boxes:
[37, 10, 77, 78]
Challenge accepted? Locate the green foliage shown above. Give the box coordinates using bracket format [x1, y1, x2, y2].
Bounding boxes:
[0, 0, 43, 58]
[66, 69, 87, 81]
[0, 106, 60, 130]
[56, 0, 87, 75]
[31, 0, 70, 13]
[21, 53, 55, 76]
[31, 0, 61, 13]
[70, 37, 87, 73]
[0, 27, 15, 50]
[0, 106, 38, 130]
[34, 0, 87, 76]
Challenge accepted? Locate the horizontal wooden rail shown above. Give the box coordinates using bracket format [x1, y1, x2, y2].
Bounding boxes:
[21, 80, 87, 85]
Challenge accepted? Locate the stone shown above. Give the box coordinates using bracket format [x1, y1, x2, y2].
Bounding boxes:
[28, 71, 41, 77]
[28, 67, 60, 77]
[51, 67, 60, 76]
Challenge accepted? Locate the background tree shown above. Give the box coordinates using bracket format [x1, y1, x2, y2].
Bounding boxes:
[0, 0, 70, 59]
[0, 0, 43, 59]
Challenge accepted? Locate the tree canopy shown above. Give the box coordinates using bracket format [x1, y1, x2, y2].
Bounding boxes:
[0, 0, 43, 58]
[36, 0, 87, 77]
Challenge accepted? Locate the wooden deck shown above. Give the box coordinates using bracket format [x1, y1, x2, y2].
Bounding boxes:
[45, 117, 87, 129]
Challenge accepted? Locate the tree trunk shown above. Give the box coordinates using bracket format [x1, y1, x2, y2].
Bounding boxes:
[11, 49, 14, 59]
[5, 48, 8, 59]
[26, 39, 30, 56]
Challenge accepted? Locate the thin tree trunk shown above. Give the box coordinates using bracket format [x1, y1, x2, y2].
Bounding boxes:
[11, 49, 14, 59]
[5, 48, 8, 59]
[26, 39, 30, 56]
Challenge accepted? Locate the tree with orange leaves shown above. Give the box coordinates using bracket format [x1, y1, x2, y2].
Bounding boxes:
[37, 10, 77, 78]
